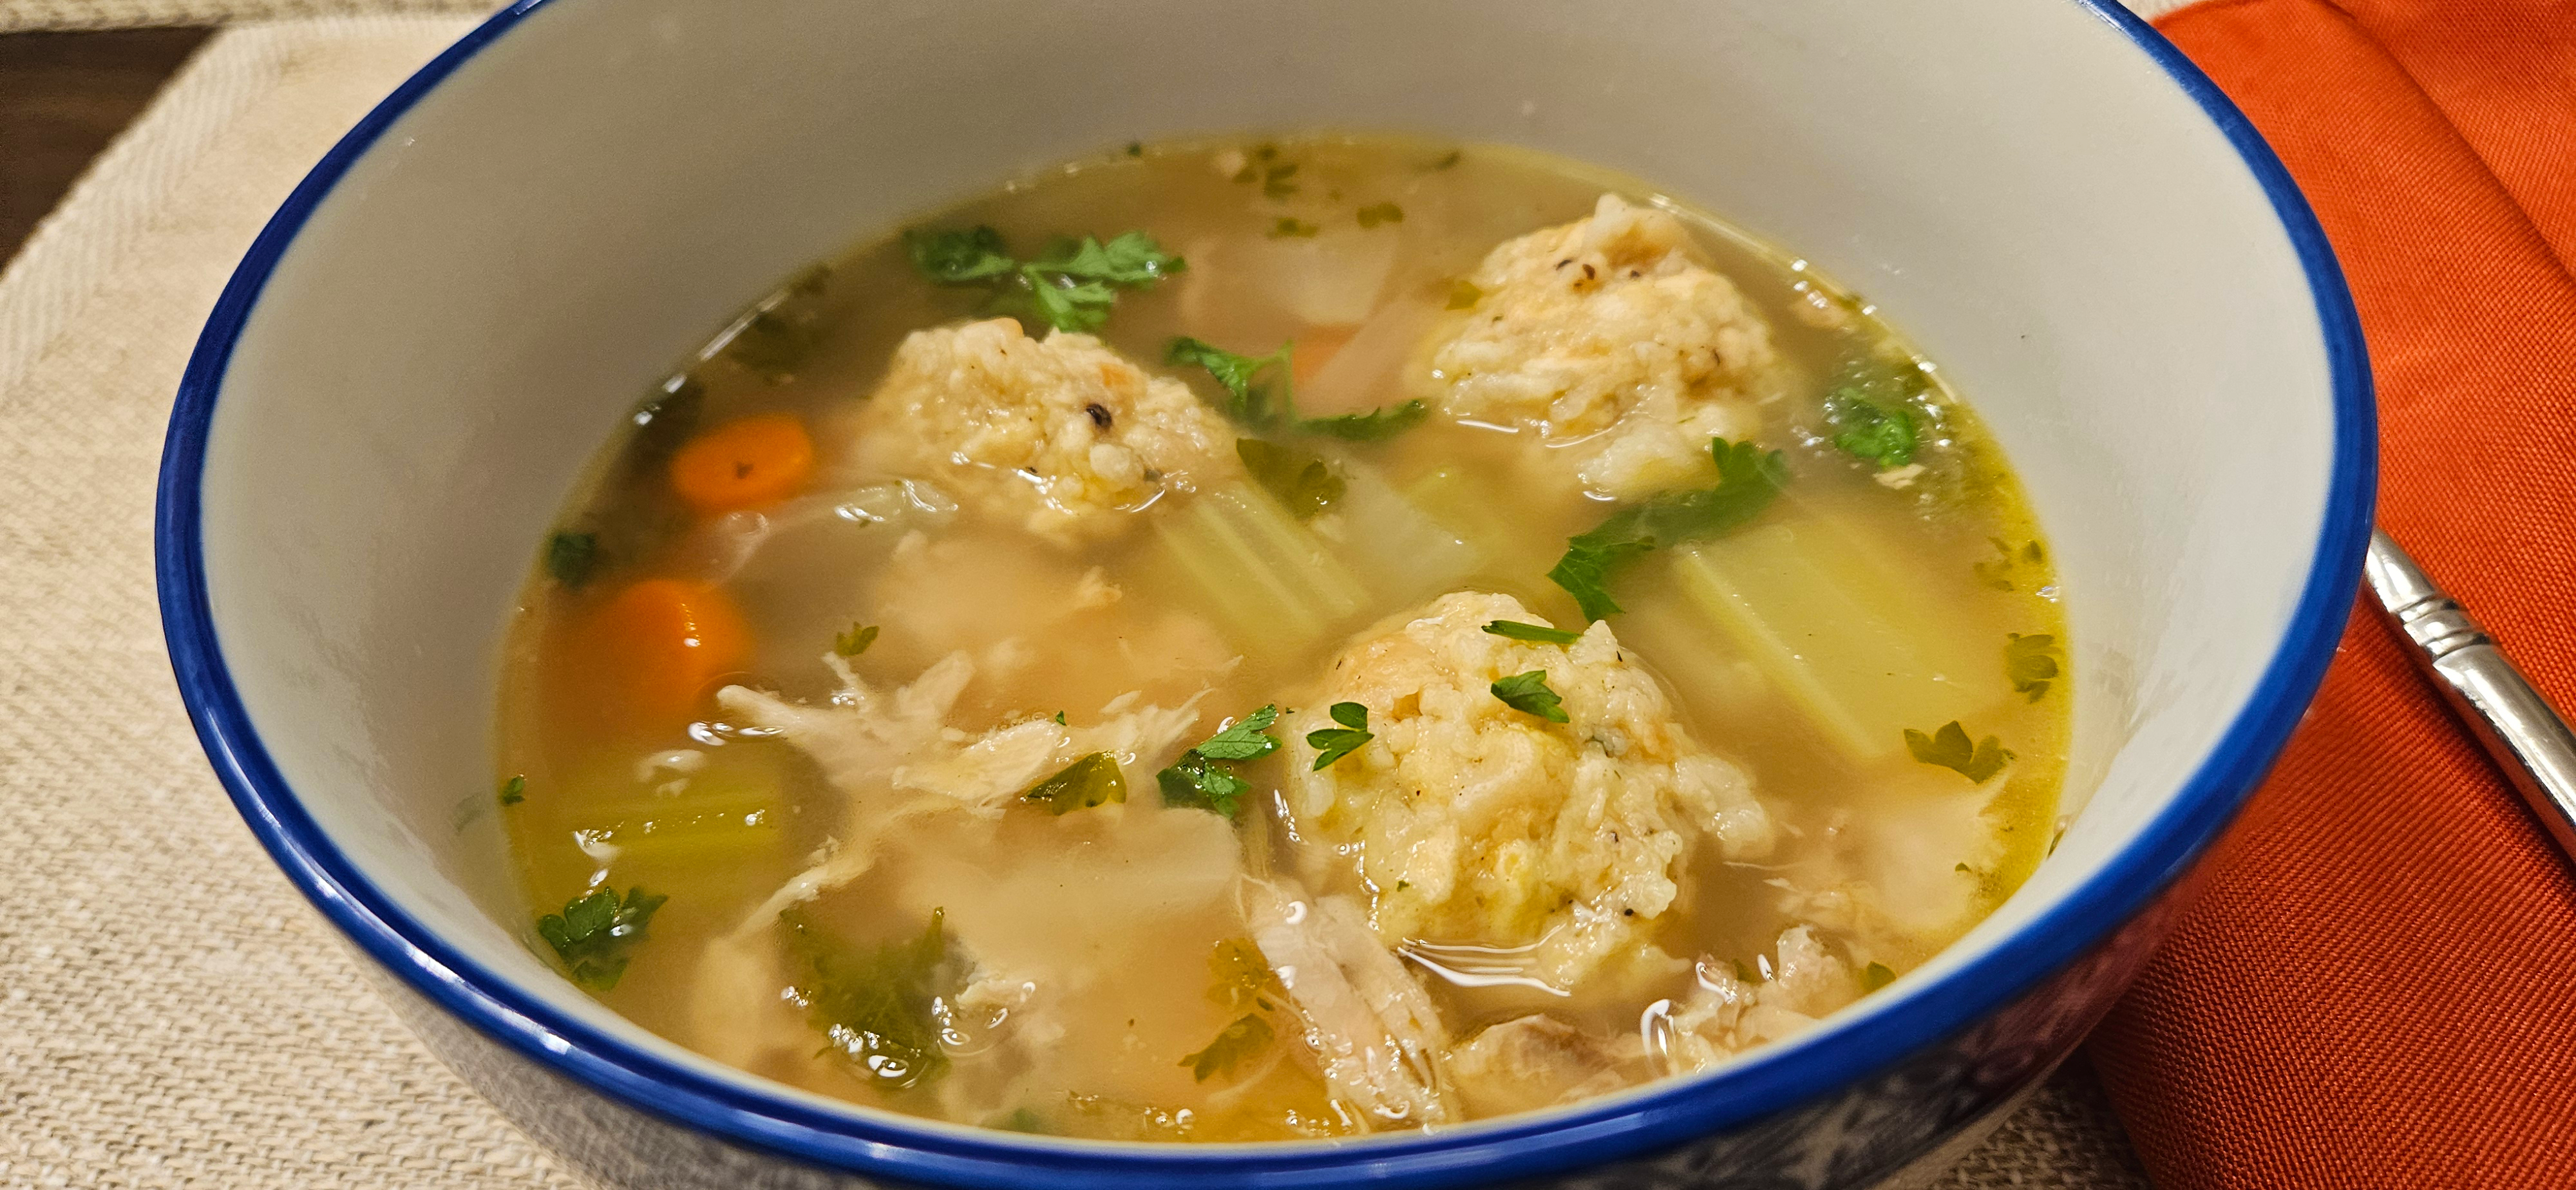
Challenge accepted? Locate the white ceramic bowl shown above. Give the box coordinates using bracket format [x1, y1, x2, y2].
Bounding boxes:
[157, 1, 2371, 1186]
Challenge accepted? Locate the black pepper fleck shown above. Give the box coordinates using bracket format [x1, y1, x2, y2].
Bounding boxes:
[1084, 402, 1113, 429]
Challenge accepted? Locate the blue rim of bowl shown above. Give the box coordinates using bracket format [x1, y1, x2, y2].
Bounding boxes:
[155, 1, 2374, 1185]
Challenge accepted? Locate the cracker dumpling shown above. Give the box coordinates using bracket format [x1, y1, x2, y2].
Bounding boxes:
[1282, 591, 1774, 990]
[1428, 194, 1779, 498]
[855, 318, 1242, 544]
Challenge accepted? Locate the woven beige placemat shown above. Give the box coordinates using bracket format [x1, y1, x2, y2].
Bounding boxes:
[0, 16, 2156, 1188]
[0, 0, 495, 33]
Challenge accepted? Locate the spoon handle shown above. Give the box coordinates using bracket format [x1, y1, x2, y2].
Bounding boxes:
[2365, 529, 2576, 863]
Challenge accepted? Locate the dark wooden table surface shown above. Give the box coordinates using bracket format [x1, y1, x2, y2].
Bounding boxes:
[0, 27, 213, 263]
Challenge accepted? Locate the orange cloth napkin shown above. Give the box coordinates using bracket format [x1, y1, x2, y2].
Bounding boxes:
[2085, 1, 2576, 1186]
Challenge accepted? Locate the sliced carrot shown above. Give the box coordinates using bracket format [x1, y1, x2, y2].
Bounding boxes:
[1291, 325, 1359, 390]
[669, 412, 814, 515]
[579, 578, 753, 730]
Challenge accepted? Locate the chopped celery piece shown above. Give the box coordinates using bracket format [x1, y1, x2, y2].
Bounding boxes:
[1331, 461, 1481, 603]
[570, 745, 789, 871]
[1666, 517, 2003, 760]
[1151, 484, 1367, 656]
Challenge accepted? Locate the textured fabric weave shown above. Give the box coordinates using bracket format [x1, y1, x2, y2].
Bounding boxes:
[0, 0, 497, 33]
[0, 13, 2156, 1189]
[2088, 1, 2576, 1187]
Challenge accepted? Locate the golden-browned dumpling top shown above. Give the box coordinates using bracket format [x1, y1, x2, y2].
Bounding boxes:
[855, 318, 1242, 545]
[1280, 590, 1774, 990]
[1427, 194, 1779, 498]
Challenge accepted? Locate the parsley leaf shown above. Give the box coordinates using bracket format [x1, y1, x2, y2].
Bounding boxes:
[1481, 619, 1582, 645]
[1301, 399, 1428, 442]
[1157, 707, 1279, 817]
[1546, 437, 1786, 621]
[782, 908, 954, 1090]
[497, 774, 526, 807]
[904, 226, 1181, 332]
[1168, 337, 1294, 428]
[1158, 755, 1252, 817]
[536, 885, 665, 991]
[1862, 961, 1897, 992]
[1824, 390, 1917, 467]
[2005, 632, 2061, 702]
[1355, 202, 1405, 228]
[1446, 279, 1483, 310]
[1180, 1014, 1275, 1082]
[1490, 671, 1569, 722]
[903, 225, 1015, 283]
[1236, 438, 1343, 520]
[1305, 702, 1374, 770]
[545, 531, 599, 587]
[833, 623, 880, 657]
[1021, 751, 1128, 815]
[1268, 216, 1321, 239]
[1027, 231, 1184, 287]
[1193, 705, 1280, 760]
[1903, 721, 2014, 783]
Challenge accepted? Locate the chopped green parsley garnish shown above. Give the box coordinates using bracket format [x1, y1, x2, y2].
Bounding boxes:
[545, 531, 599, 588]
[1490, 671, 1569, 723]
[992, 1107, 1049, 1134]
[1973, 538, 2050, 592]
[1904, 721, 2014, 783]
[1236, 438, 1343, 520]
[1260, 158, 1301, 199]
[904, 225, 1181, 332]
[1446, 279, 1483, 310]
[2005, 632, 2061, 702]
[1168, 337, 1294, 428]
[1181, 1014, 1275, 1082]
[1481, 619, 1583, 645]
[1355, 202, 1405, 228]
[497, 775, 526, 807]
[833, 623, 880, 657]
[1021, 751, 1128, 815]
[1124, 141, 1144, 158]
[1157, 706, 1280, 817]
[782, 907, 954, 1090]
[1302, 399, 1428, 442]
[1169, 336, 1430, 443]
[1862, 961, 1897, 992]
[1052, 710, 1068, 725]
[1823, 389, 1917, 468]
[1268, 216, 1320, 239]
[1305, 703, 1375, 770]
[536, 885, 665, 992]
[1547, 437, 1786, 621]
[1193, 705, 1282, 760]
[1819, 355, 1932, 468]
[1430, 149, 1463, 170]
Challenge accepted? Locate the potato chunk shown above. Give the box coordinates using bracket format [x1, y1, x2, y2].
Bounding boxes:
[855, 318, 1241, 544]
[1428, 194, 1778, 497]
[1282, 591, 1773, 990]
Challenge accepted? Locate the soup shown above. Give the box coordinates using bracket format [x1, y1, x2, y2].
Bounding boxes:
[493, 135, 2068, 1140]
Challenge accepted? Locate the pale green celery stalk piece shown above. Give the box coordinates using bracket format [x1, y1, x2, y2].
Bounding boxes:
[1330, 460, 1482, 605]
[1667, 517, 2003, 761]
[574, 751, 789, 870]
[1152, 484, 1367, 657]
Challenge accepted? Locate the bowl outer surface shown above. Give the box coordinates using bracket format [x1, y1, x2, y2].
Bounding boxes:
[156, 0, 2372, 1185]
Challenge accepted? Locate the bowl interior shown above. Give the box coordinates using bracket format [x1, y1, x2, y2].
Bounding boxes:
[182, 0, 2344, 1164]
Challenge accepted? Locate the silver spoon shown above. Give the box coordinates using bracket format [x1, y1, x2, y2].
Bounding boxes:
[2365, 529, 2576, 860]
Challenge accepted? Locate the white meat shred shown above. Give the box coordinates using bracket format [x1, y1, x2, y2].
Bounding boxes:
[1240, 879, 1454, 1129]
[1282, 591, 1774, 991]
[853, 318, 1242, 545]
[1660, 925, 1862, 1071]
[1427, 194, 1779, 498]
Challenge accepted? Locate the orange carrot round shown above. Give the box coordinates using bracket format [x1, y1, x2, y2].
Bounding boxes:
[582, 578, 752, 729]
[669, 412, 814, 515]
